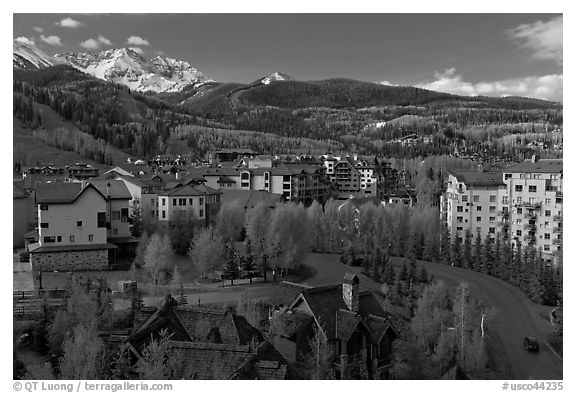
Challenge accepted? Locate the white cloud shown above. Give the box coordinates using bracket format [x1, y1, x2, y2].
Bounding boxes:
[79, 35, 113, 50]
[126, 35, 150, 46]
[507, 16, 562, 65]
[128, 47, 144, 54]
[56, 17, 83, 28]
[416, 68, 563, 102]
[33, 26, 43, 33]
[379, 80, 398, 87]
[40, 34, 63, 46]
[15, 36, 35, 46]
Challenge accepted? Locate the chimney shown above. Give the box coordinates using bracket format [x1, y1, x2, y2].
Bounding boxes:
[342, 273, 359, 313]
[106, 182, 111, 200]
[81, 179, 86, 190]
[175, 171, 180, 180]
[531, 154, 538, 163]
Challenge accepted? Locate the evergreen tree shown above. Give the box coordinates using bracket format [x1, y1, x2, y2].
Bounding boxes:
[223, 244, 240, 285]
[383, 262, 395, 286]
[418, 266, 429, 283]
[473, 233, 483, 272]
[492, 235, 503, 279]
[451, 237, 462, 267]
[370, 256, 381, 283]
[399, 261, 408, 282]
[480, 234, 494, 276]
[242, 240, 256, 284]
[462, 230, 473, 270]
[439, 226, 451, 265]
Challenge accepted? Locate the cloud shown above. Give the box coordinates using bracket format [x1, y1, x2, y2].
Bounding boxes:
[416, 68, 562, 102]
[507, 16, 562, 65]
[379, 80, 398, 87]
[33, 26, 43, 33]
[56, 17, 83, 28]
[126, 35, 150, 46]
[40, 34, 63, 46]
[15, 36, 35, 46]
[128, 47, 144, 54]
[79, 35, 113, 50]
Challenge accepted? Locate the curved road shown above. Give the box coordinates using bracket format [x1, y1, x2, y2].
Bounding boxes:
[144, 253, 562, 379]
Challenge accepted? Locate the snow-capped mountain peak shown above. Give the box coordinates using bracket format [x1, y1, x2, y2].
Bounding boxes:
[13, 40, 65, 69]
[259, 72, 294, 85]
[54, 48, 213, 93]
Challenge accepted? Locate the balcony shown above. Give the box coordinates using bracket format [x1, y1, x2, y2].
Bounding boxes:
[524, 234, 536, 242]
[497, 221, 509, 227]
[553, 238, 562, 245]
[553, 227, 563, 234]
[524, 212, 537, 219]
[556, 191, 563, 197]
[497, 210, 510, 217]
[524, 223, 536, 230]
[553, 215, 562, 222]
[522, 201, 542, 210]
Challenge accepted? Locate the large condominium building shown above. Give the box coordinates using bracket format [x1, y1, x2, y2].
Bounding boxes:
[322, 155, 378, 199]
[440, 168, 507, 242]
[504, 158, 563, 262]
[441, 157, 563, 264]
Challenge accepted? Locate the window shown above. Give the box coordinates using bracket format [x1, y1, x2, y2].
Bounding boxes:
[57, 236, 62, 242]
[473, 195, 480, 202]
[97, 212, 106, 228]
[502, 196, 509, 204]
[77, 221, 83, 227]
[545, 198, 551, 205]
[515, 185, 523, 192]
[162, 211, 166, 219]
[503, 207, 509, 213]
[457, 227, 463, 231]
[283, 175, 291, 182]
[544, 245, 550, 251]
[199, 209, 204, 217]
[70, 235, 75, 243]
[517, 197, 522, 204]
[111, 211, 120, 220]
[241, 182, 249, 188]
[516, 230, 522, 236]
[40, 204, 48, 210]
[44, 236, 56, 243]
[40, 222, 49, 229]
[545, 222, 550, 229]
[556, 198, 562, 204]
[88, 234, 94, 242]
[516, 219, 522, 226]
[529, 185, 537, 192]
[113, 228, 118, 235]
[490, 195, 496, 203]
[162, 198, 166, 206]
[520, 174, 526, 179]
[489, 227, 495, 234]
[457, 206, 463, 212]
[121, 208, 128, 222]
[189, 198, 193, 205]
[544, 233, 551, 240]
[545, 210, 551, 217]
[241, 172, 250, 180]
[457, 216, 463, 223]
[504, 173, 512, 180]
[476, 217, 482, 222]
[173, 199, 177, 206]
[179, 198, 186, 206]
[461, 195, 468, 202]
[489, 206, 496, 213]
[489, 217, 495, 223]
[476, 206, 481, 212]
[200, 198, 204, 205]
[517, 208, 522, 214]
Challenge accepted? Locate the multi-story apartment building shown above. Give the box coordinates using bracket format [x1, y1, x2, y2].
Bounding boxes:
[322, 155, 378, 199]
[441, 167, 506, 242]
[194, 163, 330, 205]
[30, 182, 116, 271]
[504, 158, 562, 263]
[157, 185, 209, 222]
[440, 157, 562, 264]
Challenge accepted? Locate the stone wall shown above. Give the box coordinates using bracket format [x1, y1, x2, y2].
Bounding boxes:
[31, 249, 108, 272]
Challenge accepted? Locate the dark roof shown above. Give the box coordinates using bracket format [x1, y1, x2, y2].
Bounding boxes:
[335, 309, 362, 340]
[213, 148, 258, 155]
[35, 182, 106, 204]
[13, 181, 28, 198]
[87, 180, 132, 199]
[505, 159, 563, 174]
[217, 175, 236, 184]
[30, 243, 117, 253]
[273, 310, 314, 338]
[298, 284, 348, 340]
[220, 190, 283, 209]
[193, 184, 222, 195]
[448, 169, 505, 187]
[159, 185, 207, 197]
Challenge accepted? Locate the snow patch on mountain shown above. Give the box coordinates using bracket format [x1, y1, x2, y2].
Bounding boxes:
[13, 40, 66, 69]
[259, 72, 294, 85]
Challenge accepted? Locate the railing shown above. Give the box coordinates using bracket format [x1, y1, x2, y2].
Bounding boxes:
[524, 223, 536, 230]
[522, 202, 542, 209]
[552, 238, 562, 245]
[497, 221, 509, 227]
[497, 210, 509, 217]
[553, 227, 562, 233]
[553, 215, 562, 222]
[524, 212, 537, 219]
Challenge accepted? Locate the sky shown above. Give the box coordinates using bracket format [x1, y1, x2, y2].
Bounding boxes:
[13, 13, 563, 101]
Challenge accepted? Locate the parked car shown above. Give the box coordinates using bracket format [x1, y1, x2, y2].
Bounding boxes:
[523, 336, 539, 352]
